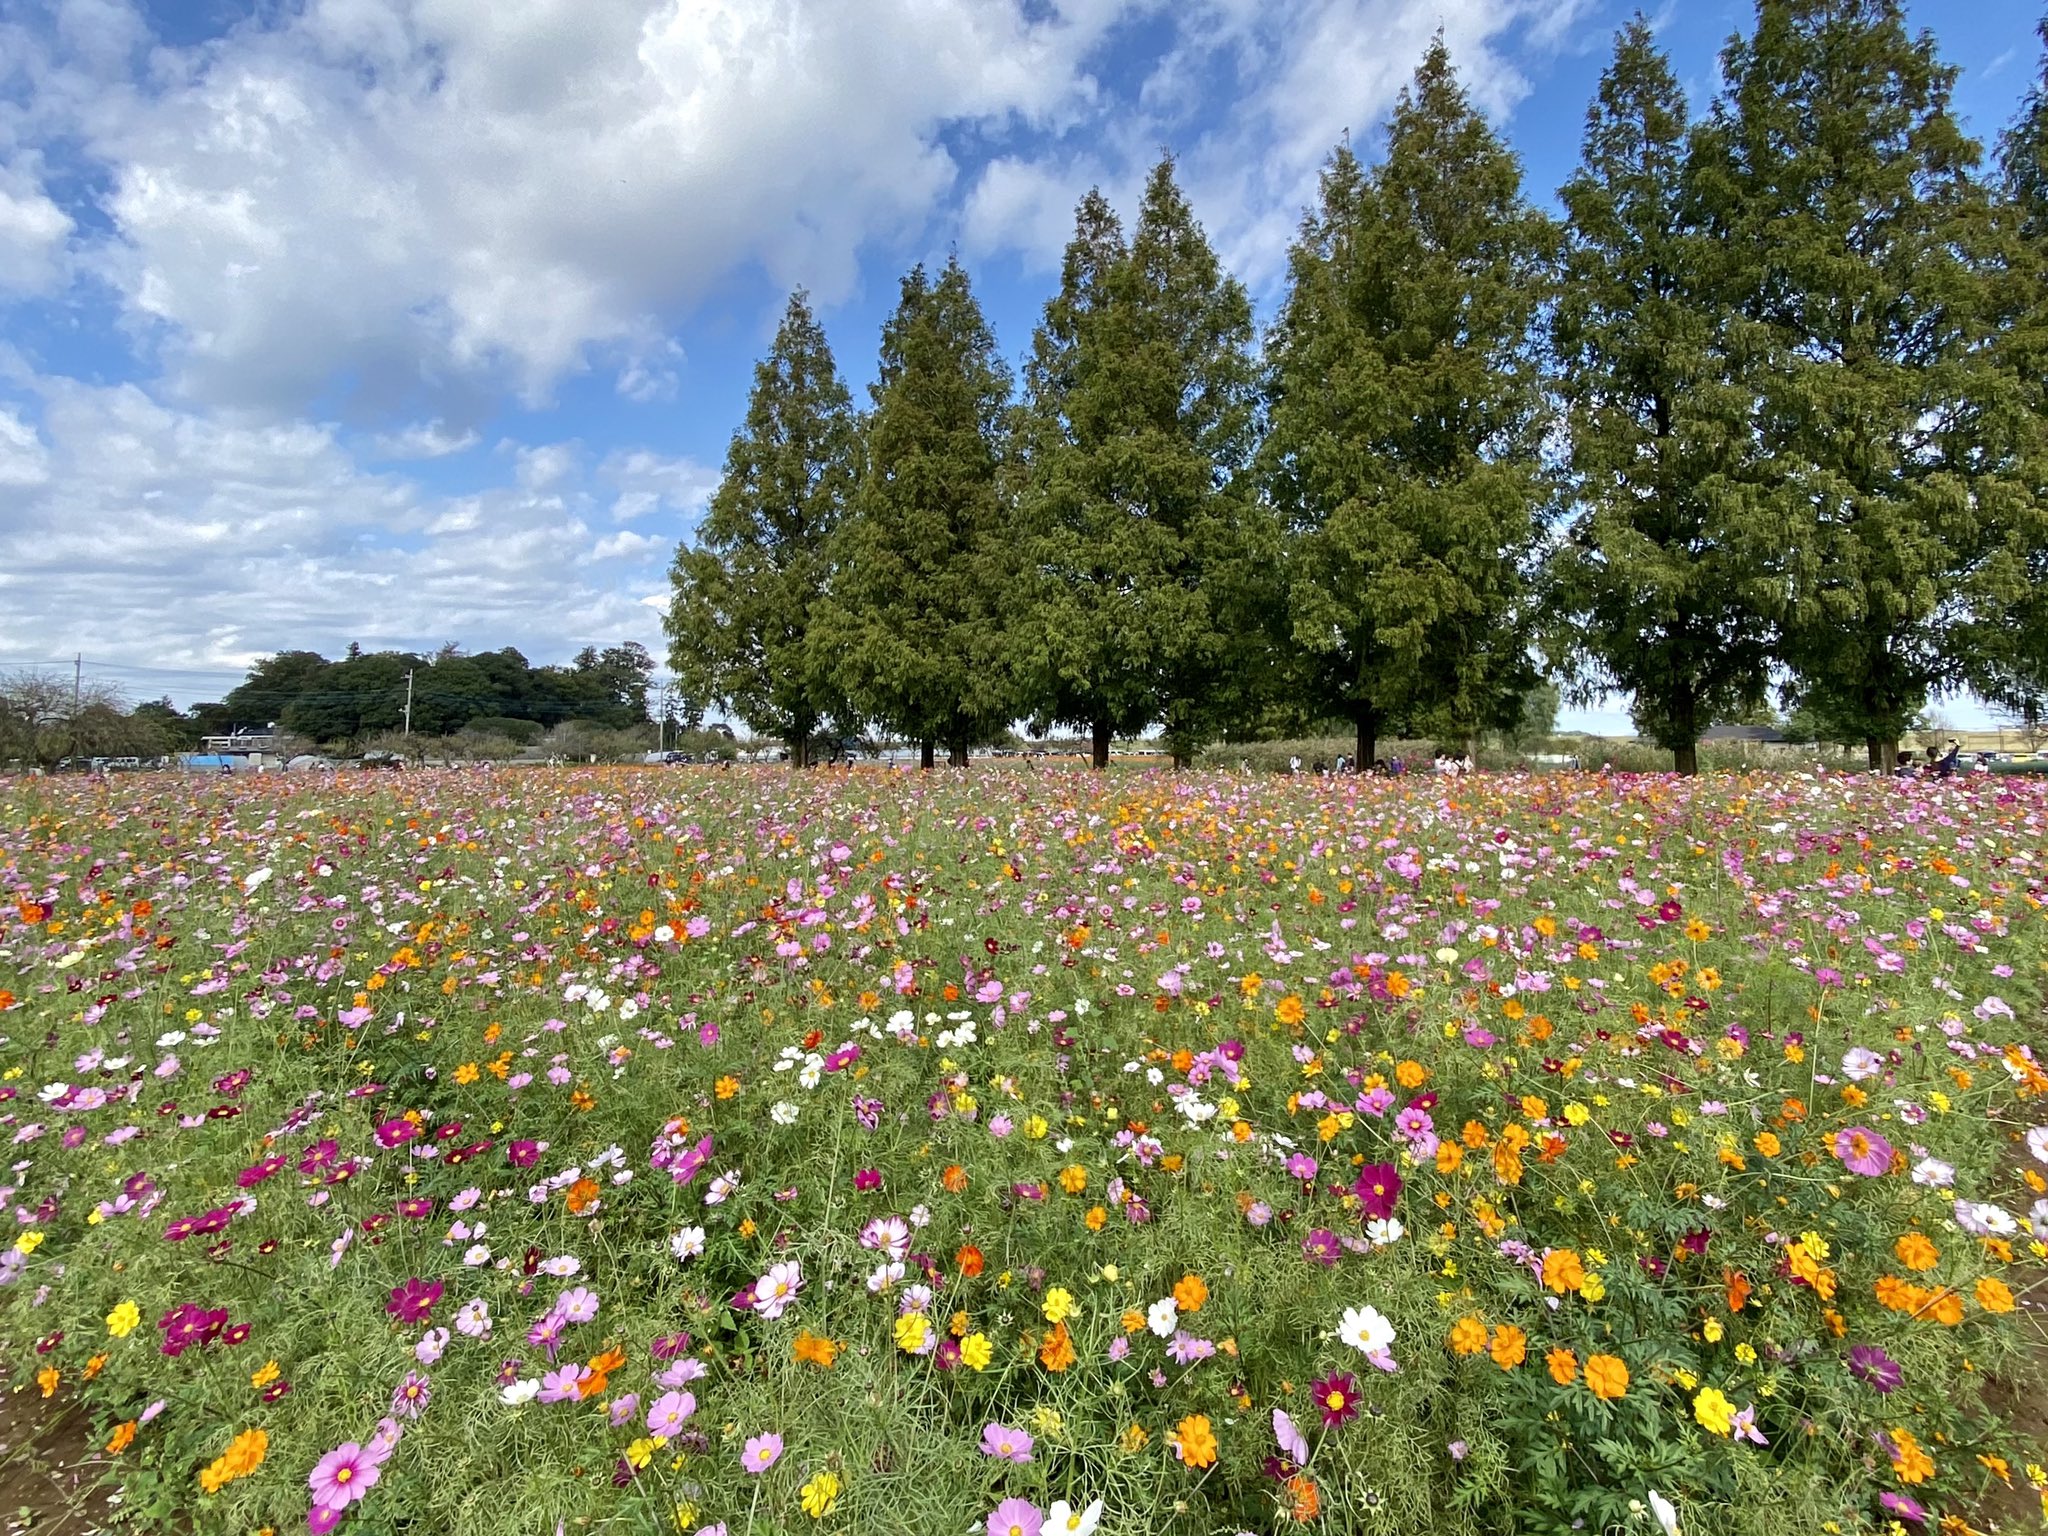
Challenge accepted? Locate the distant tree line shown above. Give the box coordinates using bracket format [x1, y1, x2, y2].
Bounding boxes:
[0, 643, 665, 766]
[669, 5, 2048, 774]
[183, 642, 662, 747]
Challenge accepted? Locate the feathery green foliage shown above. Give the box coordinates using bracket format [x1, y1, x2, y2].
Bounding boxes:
[1547, 20, 1774, 776]
[1263, 39, 1555, 767]
[666, 293, 860, 767]
[817, 259, 1018, 765]
[1701, 0, 2021, 768]
[1013, 160, 1265, 768]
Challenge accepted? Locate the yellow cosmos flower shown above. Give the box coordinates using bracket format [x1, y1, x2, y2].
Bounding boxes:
[800, 1470, 841, 1519]
[1693, 1387, 1735, 1436]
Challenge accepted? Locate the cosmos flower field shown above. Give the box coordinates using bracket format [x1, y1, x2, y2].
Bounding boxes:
[1, 765, 2045, 1536]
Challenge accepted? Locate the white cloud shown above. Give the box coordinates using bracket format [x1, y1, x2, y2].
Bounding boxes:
[601, 448, 717, 524]
[590, 528, 666, 560]
[46, 0, 1131, 409]
[0, 159, 72, 296]
[961, 157, 1106, 273]
[0, 406, 49, 486]
[371, 420, 482, 459]
[0, 376, 685, 694]
[964, 0, 1584, 292]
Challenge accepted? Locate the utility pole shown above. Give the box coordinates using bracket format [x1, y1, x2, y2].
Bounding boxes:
[657, 681, 674, 755]
[70, 653, 81, 764]
[402, 670, 414, 737]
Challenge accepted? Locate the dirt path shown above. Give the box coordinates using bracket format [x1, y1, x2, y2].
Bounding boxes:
[0, 1364, 123, 1536]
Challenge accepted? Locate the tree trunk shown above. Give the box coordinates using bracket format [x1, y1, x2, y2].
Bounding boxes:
[1355, 711, 1377, 770]
[1671, 685, 1699, 777]
[920, 739, 935, 771]
[1091, 719, 1111, 771]
[1866, 737, 1897, 773]
[793, 730, 810, 770]
[948, 743, 969, 768]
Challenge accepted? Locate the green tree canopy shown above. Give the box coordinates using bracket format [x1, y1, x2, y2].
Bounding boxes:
[1701, 0, 2020, 769]
[1013, 159, 1265, 768]
[1547, 17, 1773, 775]
[1973, 20, 2048, 722]
[816, 258, 1017, 766]
[1264, 38, 1555, 767]
[667, 291, 860, 767]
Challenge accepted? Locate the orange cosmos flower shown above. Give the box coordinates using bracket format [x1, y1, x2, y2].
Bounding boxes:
[1585, 1354, 1629, 1401]
[1172, 1413, 1218, 1469]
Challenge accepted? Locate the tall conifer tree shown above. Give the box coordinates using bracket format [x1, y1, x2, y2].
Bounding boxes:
[1264, 39, 1553, 766]
[1014, 160, 1263, 768]
[1977, 22, 2048, 723]
[817, 259, 1016, 766]
[665, 292, 858, 766]
[1701, 0, 2015, 767]
[1548, 19, 1771, 774]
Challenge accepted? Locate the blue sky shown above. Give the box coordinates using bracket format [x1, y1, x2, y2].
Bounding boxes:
[0, 0, 2038, 733]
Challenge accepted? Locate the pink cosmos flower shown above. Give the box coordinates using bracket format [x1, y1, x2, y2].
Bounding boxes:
[1273, 1406, 1308, 1464]
[1832, 1125, 1893, 1177]
[979, 1421, 1034, 1463]
[741, 1431, 784, 1474]
[390, 1371, 431, 1420]
[987, 1498, 1043, 1536]
[537, 1364, 589, 1403]
[647, 1389, 696, 1437]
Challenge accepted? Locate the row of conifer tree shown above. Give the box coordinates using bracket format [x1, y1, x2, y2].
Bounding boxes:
[668, 5, 2048, 773]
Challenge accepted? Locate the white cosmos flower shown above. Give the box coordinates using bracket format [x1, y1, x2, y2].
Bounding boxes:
[1045, 1498, 1103, 1536]
[754, 1260, 802, 1320]
[499, 1379, 540, 1406]
[1647, 1489, 1681, 1536]
[1338, 1304, 1396, 1355]
[1146, 1298, 1179, 1338]
[769, 1101, 800, 1126]
[669, 1226, 706, 1264]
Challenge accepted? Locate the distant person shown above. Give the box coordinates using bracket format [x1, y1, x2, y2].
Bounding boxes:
[1289, 755, 1302, 775]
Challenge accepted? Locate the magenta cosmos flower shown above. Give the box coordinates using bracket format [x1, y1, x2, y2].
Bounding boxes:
[386, 1277, 442, 1325]
[988, 1498, 1043, 1536]
[1833, 1125, 1894, 1177]
[1354, 1162, 1402, 1219]
[1312, 1369, 1360, 1428]
[741, 1431, 783, 1474]
[308, 1440, 384, 1511]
